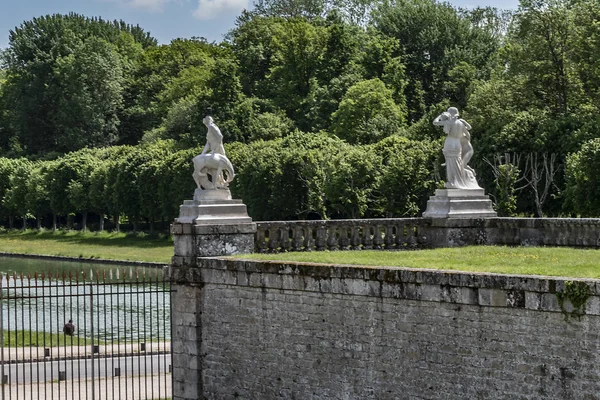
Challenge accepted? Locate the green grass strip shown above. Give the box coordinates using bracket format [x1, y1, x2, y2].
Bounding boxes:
[0, 230, 173, 264]
[2, 330, 96, 347]
[235, 246, 600, 279]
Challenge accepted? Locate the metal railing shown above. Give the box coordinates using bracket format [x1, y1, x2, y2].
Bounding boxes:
[0, 268, 172, 399]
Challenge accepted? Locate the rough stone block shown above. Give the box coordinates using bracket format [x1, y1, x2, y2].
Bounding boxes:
[478, 288, 508, 307]
[525, 292, 541, 310]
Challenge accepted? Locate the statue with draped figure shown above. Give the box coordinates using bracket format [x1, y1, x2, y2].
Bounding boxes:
[432, 107, 481, 190]
[422, 106, 496, 218]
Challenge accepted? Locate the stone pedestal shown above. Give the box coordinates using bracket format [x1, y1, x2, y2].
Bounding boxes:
[170, 188, 256, 400]
[422, 188, 497, 219]
[171, 188, 256, 267]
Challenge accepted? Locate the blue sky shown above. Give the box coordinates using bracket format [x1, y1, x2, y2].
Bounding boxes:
[0, 0, 520, 50]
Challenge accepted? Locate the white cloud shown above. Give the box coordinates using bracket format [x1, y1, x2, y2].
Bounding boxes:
[106, 0, 173, 12]
[193, 0, 248, 20]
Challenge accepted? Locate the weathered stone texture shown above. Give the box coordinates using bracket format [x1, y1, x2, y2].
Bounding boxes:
[171, 283, 203, 400]
[255, 217, 600, 252]
[176, 259, 600, 399]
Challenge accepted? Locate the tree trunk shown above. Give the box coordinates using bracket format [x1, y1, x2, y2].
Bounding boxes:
[114, 215, 120, 232]
[82, 211, 88, 232]
[22, 216, 27, 230]
[67, 214, 73, 230]
[36, 216, 41, 230]
[52, 214, 57, 231]
[8, 216, 13, 230]
[133, 221, 138, 233]
[99, 214, 105, 232]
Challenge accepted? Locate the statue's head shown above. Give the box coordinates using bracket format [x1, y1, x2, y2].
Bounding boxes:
[202, 115, 213, 126]
[447, 107, 459, 117]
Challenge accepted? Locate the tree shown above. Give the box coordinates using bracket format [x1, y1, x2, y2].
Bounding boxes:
[571, 0, 600, 108]
[565, 138, 600, 216]
[484, 153, 527, 216]
[26, 163, 52, 229]
[3, 160, 33, 229]
[373, 0, 500, 120]
[373, 135, 438, 217]
[330, 78, 406, 144]
[254, 0, 327, 19]
[156, 147, 199, 222]
[112, 141, 175, 231]
[0, 158, 21, 228]
[45, 149, 101, 230]
[267, 18, 328, 128]
[324, 145, 381, 218]
[507, 0, 584, 115]
[2, 14, 151, 155]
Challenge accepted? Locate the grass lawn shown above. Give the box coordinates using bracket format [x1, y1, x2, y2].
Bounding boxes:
[1, 230, 599, 278]
[237, 246, 600, 279]
[0, 230, 173, 264]
[3, 330, 95, 347]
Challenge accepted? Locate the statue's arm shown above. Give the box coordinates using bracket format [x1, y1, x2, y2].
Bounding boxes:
[433, 116, 445, 127]
[212, 126, 224, 142]
[200, 143, 209, 155]
[460, 119, 472, 131]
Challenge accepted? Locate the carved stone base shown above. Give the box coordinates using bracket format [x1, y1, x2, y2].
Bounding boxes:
[172, 192, 256, 266]
[193, 187, 232, 201]
[176, 198, 252, 225]
[422, 189, 497, 219]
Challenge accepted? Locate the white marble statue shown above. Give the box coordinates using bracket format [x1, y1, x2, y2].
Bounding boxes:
[433, 107, 481, 190]
[192, 116, 235, 190]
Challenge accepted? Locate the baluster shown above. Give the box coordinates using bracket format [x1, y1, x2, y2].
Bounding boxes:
[327, 227, 339, 250]
[315, 225, 327, 251]
[350, 226, 361, 250]
[362, 224, 373, 249]
[396, 223, 406, 248]
[576, 222, 585, 247]
[541, 221, 551, 246]
[566, 222, 579, 246]
[268, 226, 282, 252]
[373, 225, 384, 249]
[305, 226, 316, 251]
[406, 224, 417, 248]
[280, 226, 291, 252]
[554, 221, 564, 246]
[256, 227, 268, 253]
[581, 222, 591, 247]
[510, 221, 520, 245]
[291, 226, 304, 251]
[384, 224, 395, 249]
[339, 225, 350, 250]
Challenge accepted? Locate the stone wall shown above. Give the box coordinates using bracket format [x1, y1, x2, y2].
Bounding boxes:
[168, 258, 600, 400]
[256, 217, 600, 252]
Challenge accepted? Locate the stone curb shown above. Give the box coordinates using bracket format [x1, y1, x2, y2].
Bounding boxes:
[0, 252, 167, 269]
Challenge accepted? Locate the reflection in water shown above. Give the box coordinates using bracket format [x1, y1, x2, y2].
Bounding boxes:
[0, 257, 170, 343]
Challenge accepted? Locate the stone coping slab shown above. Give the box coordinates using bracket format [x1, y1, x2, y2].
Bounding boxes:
[168, 257, 600, 316]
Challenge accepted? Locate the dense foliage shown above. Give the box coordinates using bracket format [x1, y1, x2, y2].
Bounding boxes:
[1, 0, 600, 230]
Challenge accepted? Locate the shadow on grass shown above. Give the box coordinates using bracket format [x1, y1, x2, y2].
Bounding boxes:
[0, 230, 173, 249]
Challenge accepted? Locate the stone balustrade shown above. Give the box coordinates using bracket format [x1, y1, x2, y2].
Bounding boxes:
[255, 217, 600, 252]
[255, 218, 428, 252]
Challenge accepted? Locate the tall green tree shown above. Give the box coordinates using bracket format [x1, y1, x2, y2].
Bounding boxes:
[507, 0, 584, 115]
[2, 13, 153, 155]
[565, 138, 600, 216]
[373, 0, 500, 120]
[331, 78, 406, 144]
[3, 160, 33, 229]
